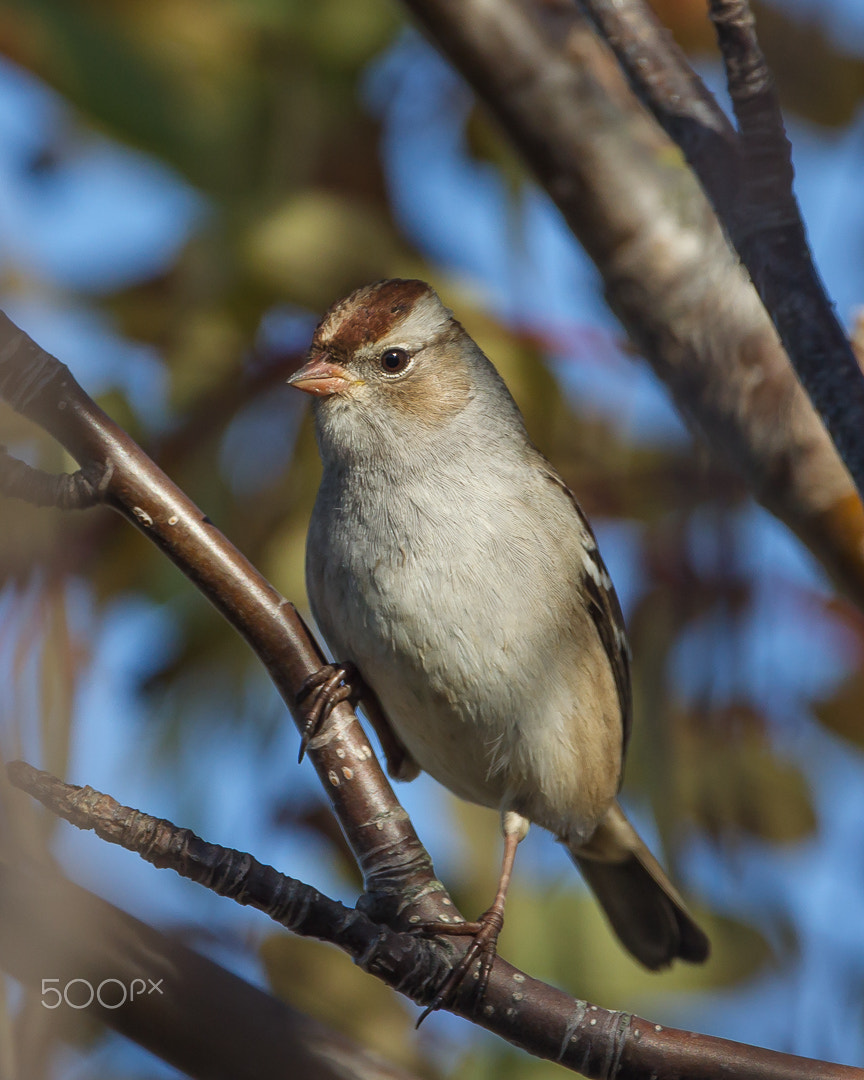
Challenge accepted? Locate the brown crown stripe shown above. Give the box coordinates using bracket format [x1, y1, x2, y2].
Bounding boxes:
[312, 279, 432, 357]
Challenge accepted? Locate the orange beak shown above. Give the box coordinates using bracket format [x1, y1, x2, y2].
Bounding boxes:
[287, 357, 356, 397]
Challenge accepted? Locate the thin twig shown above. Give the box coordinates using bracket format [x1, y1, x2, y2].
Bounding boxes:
[0, 447, 108, 509]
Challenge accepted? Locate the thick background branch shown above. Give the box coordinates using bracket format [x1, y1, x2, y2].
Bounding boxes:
[399, 0, 864, 609]
[578, 0, 864, 517]
[0, 853, 421, 1080]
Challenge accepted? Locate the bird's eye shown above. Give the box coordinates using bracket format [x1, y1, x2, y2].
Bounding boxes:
[379, 348, 410, 375]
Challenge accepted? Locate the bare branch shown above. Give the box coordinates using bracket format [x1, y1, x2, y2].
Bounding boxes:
[10, 761, 858, 1080]
[7, 760, 421, 966]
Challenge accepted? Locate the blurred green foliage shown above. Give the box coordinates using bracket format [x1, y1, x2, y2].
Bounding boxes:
[0, 0, 862, 1076]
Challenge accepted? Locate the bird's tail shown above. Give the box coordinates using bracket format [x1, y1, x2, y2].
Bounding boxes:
[567, 802, 709, 970]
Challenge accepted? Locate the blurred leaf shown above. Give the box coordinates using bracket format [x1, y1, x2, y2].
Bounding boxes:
[673, 703, 817, 844]
[622, 518, 806, 855]
[0, 0, 217, 183]
[465, 106, 529, 196]
[506, 885, 774, 1006]
[166, 307, 247, 411]
[288, 0, 398, 69]
[648, 0, 718, 52]
[0, 0, 401, 199]
[814, 668, 864, 750]
[453, 1043, 565, 1080]
[242, 190, 407, 307]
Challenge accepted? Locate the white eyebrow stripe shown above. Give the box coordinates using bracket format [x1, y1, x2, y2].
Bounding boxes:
[388, 292, 452, 344]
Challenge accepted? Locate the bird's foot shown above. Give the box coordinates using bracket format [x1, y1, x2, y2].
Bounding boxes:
[295, 661, 362, 762]
[415, 907, 504, 1026]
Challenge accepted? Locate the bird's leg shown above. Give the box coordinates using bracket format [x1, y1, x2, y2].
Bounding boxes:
[416, 826, 521, 1024]
[295, 661, 362, 762]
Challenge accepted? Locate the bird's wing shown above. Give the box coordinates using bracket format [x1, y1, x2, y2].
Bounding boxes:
[540, 466, 633, 760]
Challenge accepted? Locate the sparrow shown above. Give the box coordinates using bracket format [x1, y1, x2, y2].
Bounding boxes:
[288, 279, 709, 1009]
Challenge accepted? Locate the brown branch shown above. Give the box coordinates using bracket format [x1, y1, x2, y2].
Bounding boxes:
[576, 0, 864, 511]
[0, 309, 446, 930]
[5, 761, 450, 1007]
[10, 761, 859, 1080]
[398, 0, 864, 610]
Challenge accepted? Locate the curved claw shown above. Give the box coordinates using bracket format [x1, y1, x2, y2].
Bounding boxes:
[296, 662, 361, 762]
[415, 908, 505, 1026]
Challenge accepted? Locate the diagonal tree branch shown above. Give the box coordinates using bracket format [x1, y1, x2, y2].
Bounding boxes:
[0, 309, 448, 931]
[398, 0, 864, 610]
[9, 760, 860, 1080]
[571, 0, 741, 218]
[576, 0, 864, 514]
